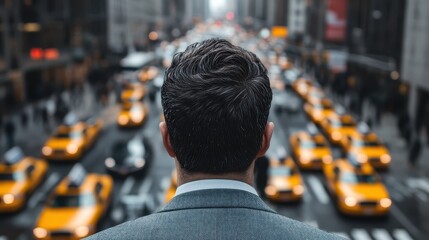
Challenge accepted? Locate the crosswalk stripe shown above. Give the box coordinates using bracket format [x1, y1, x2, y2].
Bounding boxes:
[389, 191, 404, 202]
[304, 220, 318, 228]
[120, 177, 136, 195]
[307, 176, 329, 204]
[351, 229, 372, 240]
[0, 236, 8, 240]
[392, 229, 414, 240]
[332, 232, 350, 239]
[372, 229, 393, 240]
[415, 192, 428, 202]
[386, 177, 412, 196]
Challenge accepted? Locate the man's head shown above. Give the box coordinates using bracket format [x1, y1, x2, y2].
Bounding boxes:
[161, 39, 273, 176]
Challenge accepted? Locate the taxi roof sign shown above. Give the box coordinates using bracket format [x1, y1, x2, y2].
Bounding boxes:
[271, 26, 288, 38]
[357, 122, 371, 135]
[67, 164, 87, 188]
[334, 105, 346, 115]
[3, 147, 24, 165]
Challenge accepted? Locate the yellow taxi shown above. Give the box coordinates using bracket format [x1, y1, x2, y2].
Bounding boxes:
[289, 131, 333, 170]
[265, 157, 304, 202]
[304, 87, 327, 104]
[291, 78, 313, 99]
[278, 55, 293, 70]
[138, 66, 159, 83]
[165, 170, 177, 203]
[0, 147, 48, 213]
[303, 99, 336, 125]
[121, 83, 146, 102]
[42, 116, 103, 161]
[323, 159, 391, 216]
[117, 101, 149, 128]
[320, 113, 358, 145]
[33, 164, 113, 239]
[340, 132, 391, 169]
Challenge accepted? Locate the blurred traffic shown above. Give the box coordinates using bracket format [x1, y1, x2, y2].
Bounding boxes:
[1, 1, 429, 240]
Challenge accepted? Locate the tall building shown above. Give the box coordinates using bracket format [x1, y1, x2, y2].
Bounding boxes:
[401, 0, 429, 128]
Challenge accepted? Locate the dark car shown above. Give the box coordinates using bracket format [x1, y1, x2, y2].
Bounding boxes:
[104, 136, 152, 177]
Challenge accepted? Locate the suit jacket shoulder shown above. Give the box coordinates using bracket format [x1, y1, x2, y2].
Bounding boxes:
[87, 189, 344, 240]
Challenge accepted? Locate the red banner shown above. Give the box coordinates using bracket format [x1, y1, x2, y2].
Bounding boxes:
[325, 0, 348, 42]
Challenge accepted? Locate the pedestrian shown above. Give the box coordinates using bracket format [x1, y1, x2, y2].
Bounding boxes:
[254, 155, 269, 198]
[41, 105, 49, 132]
[20, 109, 28, 128]
[408, 131, 422, 168]
[4, 119, 15, 149]
[87, 38, 340, 240]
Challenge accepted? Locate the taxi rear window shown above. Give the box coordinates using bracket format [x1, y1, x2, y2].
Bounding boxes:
[49, 193, 96, 208]
[352, 139, 381, 147]
[0, 172, 25, 181]
[340, 173, 377, 184]
[300, 140, 327, 148]
[54, 131, 83, 139]
[269, 167, 296, 176]
[328, 119, 355, 128]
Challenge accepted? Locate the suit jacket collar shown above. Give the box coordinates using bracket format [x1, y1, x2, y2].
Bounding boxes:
[158, 189, 276, 214]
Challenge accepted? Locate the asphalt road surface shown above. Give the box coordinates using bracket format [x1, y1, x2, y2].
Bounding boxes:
[0, 79, 428, 240]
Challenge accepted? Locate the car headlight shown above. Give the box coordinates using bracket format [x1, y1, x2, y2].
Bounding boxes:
[293, 185, 304, 195]
[105, 157, 116, 168]
[42, 146, 52, 156]
[3, 194, 15, 204]
[66, 144, 79, 154]
[344, 197, 357, 207]
[313, 112, 323, 120]
[357, 154, 368, 163]
[331, 131, 342, 141]
[265, 185, 277, 196]
[118, 115, 129, 125]
[33, 227, 48, 239]
[300, 152, 312, 164]
[380, 198, 392, 208]
[131, 113, 142, 122]
[322, 155, 333, 164]
[75, 226, 90, 238]
[380, 154, 391, 164]
[134, 158, 146, 168]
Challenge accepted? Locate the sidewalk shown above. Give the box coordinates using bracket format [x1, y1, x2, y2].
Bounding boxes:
[0, 84, 118, 156]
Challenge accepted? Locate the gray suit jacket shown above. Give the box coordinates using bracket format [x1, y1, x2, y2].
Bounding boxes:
[87, 189, 343, 239]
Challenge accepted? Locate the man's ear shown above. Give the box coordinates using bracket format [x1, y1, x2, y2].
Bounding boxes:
[256, 122, 274, 157]
[160, 122, 176, 158]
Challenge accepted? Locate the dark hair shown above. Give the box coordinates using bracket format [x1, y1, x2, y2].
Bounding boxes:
[161, 39, 272, 174]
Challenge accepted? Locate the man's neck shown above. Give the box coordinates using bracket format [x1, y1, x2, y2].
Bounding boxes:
[177, 171, 254, 187]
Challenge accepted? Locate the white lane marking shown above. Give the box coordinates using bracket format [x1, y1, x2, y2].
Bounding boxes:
[304, 220, 318, 228]
[0, 236, 8, 240]
[390, 205, 422, 239]
[415, 192, 428, 202]
[120, 177, 136, 195]
[389, 191, 404, 202]
[351, 229, 372, 240]
[392, 229, 414, 240]
[332, 232, 350, 239]
[137, 178, 153, 195]
[160, 176, 171, 190]
[407, 178, 429, 194]
[372, 229, 393, 240]
[302, 181, 312, 203]
[28, 173, 60, 208]
[307, 176, 329, 204]
[386, 177, 412, 196]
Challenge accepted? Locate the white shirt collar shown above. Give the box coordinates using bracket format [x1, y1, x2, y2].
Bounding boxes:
[175, 179, 259, 197]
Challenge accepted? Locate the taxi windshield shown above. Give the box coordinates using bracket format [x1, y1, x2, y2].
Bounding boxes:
[313, 103, 332, 110]
[0, 172, 25, 181]
[352, 139, 381, 147]
[300, 140, 327, 148]
[269, 167, 296, 176]
[49, 193, 96, 208]
[329, 119, 355, 128]
[340, 172, 377, 184]
[54, 130, 83, 139]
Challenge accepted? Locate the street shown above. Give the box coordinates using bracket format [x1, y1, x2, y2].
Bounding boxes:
[0, 76, 428, 240]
